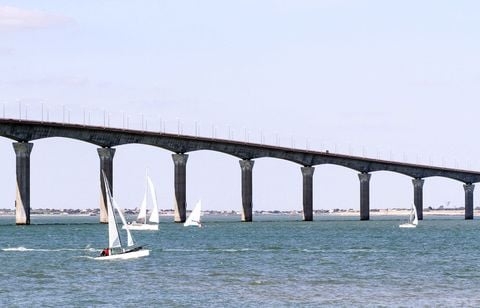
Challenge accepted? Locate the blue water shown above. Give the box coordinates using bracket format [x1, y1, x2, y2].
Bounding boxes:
[1, 215, 480, 307]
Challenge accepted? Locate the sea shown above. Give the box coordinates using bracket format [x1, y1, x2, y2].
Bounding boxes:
[1, 214, 480, 307]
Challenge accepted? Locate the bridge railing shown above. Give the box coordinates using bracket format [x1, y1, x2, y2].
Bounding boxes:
[0, 101, 472, 170]
[1, 101, 320, 150]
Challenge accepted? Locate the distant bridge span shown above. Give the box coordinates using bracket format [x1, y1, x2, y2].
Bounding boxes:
[0, 118, 478, 224]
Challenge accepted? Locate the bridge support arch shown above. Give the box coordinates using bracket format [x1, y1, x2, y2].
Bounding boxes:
[412, 178, 424, 220]
[301, 166, 315, 221]
[98, 147, 115, 224]
[172, 153, 188, 223]
[13, 142, 33, 225]
[240, 159, 254, 222]
[464, 183, 474, 220]
[358, 173, 371, 220]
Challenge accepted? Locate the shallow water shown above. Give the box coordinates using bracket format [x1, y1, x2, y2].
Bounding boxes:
[1, 215, 480, 306]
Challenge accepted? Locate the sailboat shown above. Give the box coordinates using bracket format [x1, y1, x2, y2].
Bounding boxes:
[95, 174, 150, 260]
[184, 200, 202, 227]
[123, 173, 159, 231]
[399, 204, 418, 228]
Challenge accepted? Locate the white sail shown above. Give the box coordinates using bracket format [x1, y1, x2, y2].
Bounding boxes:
[412, 204, 418, 226]
[104, 178, 121, 249]
[184, 200, 202, 227]
[399, 203, 418, 228]
[112, 198, 135, 247]
[137, 187, 147, 223]
[408, 205, 414, 223]
[173, 196, 181, 222]
[147, 175, 159, 224]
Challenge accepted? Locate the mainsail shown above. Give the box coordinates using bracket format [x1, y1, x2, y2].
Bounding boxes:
[412, 204, 418, 226]
[184, 200, 202, 227]
[147, 175, 159, 224]
[136, 185, 148, 223]
[104, 177, 121, 249]
[104, 173, 135, 248]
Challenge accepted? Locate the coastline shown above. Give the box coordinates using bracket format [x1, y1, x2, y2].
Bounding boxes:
[327, 209, 475, 217]
[0, 209, 476, 217]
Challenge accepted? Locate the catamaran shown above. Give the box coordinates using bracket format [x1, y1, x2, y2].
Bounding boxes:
[95, 174, 150, 260]
[184, 200, 202, 227]
[399, 204, 418, 228]
[123, 173, 159, 231]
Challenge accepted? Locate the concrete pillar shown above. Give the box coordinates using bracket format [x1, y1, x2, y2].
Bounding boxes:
[98, 147, 115, 224]
[13, 142, 33, 225]
[172, 153, 188, 223]
[358, 172, 371, 220]
[239, 159, 254, 222]
[412, 178, 424, 221]
[464, 183, 475, 220]
[301, 166, 315, 221]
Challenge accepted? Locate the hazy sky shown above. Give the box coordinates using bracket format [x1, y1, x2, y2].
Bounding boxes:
[0, 1, 479, 212]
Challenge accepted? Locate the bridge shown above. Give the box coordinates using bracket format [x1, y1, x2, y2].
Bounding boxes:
[1, 118, 479, 224]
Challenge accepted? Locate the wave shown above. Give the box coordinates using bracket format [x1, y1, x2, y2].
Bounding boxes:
[2, 246, 99, 252]
[299, 249, 324, 253]
[73, 255, 96, 260]
[2, 246, 34, 252]
[161, 248, 255, 253]
[163, 247, 326, 253]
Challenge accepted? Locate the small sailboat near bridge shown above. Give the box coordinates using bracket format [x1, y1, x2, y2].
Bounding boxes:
[95, 174, 150, 260]
[184, 200, 203, 227]
[399, 204, 418, 228]
[123, 172, 159, 231]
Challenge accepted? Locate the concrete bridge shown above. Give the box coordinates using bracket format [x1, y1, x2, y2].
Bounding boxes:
[1, 118, 479, 224]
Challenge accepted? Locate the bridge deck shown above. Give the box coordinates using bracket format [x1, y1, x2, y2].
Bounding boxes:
[1, 118, 479, 183]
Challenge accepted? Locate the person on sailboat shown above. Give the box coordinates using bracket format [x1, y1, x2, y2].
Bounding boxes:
[100, 248, 109, 257]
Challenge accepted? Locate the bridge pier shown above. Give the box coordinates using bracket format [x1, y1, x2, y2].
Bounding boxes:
[358, 173, 371, 220]
[240, 159, 254, 222]
[464, 183, 474, 220]
[98, 147, 115, 224]
[412, 178, 424, 220]
[13, 142, 33, 225]
[301, 166, 315, 221]
[172, 153, 188, 223]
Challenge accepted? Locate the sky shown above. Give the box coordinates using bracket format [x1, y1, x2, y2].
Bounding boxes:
[0, 1, 479, 212]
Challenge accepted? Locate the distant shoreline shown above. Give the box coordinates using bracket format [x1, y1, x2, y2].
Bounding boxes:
[0, 208, 476, 217]
[327, 209, 475, 217]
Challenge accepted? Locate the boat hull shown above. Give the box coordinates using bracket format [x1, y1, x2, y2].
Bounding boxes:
[184, 222, 202, 227]
[122, 223, 158, 231]
[95, 248, 150, 260]
[399, 223, 416, 228]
